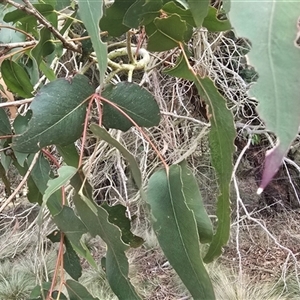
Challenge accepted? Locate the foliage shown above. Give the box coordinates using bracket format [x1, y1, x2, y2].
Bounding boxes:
[0, 0, 298, 299]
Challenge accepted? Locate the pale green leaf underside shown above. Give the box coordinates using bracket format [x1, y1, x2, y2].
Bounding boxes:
[78, 0, 107, 84]
[230, 1, 300, 189]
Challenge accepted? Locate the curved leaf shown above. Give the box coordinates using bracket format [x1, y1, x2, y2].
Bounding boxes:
[73, 194, 142, 300]
[31, 27, 55, 66]
[53, 206, 97, 268]
[179, 161, 213, 243]
[78, 0, 107, 84]
[90, 124, 142, 188]
[101, 82, 160, 131]
[1, 60, 33, 98]
[187, 0, 209, 28]
[43, 166, 77, 204]
[229, 1, 300, 190]
[0, 108, 11, 135]
[123, 0, 162, 28]
[203, 6, 231, 32]
[147, 164, 215, 299]
[100, 0, 135, 36]
[164, 54, 235, 262]
[147, 14, 187, 51]
[12, 74, 94, 153]
[102, 203, 144, 248]
[65, 280, 99, 300]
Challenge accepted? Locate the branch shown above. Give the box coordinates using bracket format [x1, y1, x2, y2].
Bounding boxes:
[0, 98, 34, 108]
[2, 0, 82, 53]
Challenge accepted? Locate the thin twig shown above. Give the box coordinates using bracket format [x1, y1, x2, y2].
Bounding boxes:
[2, 0, 81, 53]
[0, 151, 40, 213]
[0, 24, 35, 40]
[0, 98, 34, 108]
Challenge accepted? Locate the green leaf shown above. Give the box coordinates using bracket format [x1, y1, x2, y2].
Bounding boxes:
[12, 74, 94, 153]
[101, 82, 160, 131]
[222, 0, 231, 13]
[78, 0, 107, 84]
[147, 164, 215, 299]
[43, 166, 77, 203]
[73, 194, 141, 299]
[47, 230, 82, 280]
[179, 161, 213, 243]
[100, 0, 136, 36]
[53, 206, 97, 268]
[55, 0, 70, 11]
[198, 78, 234, 263]
[4, 4, 54, 23]
[57, 144, 79, 168]
[65, 280, 99, 300]
[0, 162, 11, 196]
[230, 1, 300, 190]
[147, 14, 187, 51]
[202, 6, 231, 32]
[27, 153, 62, 214]
[31, 27, 55, 66]
[123, 0, 162, 28]
[0, 108, 12, 135]
[162, 1, 195, 27]
[186, 0, 209, 27]
[39, 60, 57, 81]
[164, 54, 235, 262]
[90, 124, 142, 188]
[102, 203, 144, 248]
[27, 175, 43, 204]
[1, 60, 33, 98]
[64, 237, 82, 280]
[29, 282, 68, 300]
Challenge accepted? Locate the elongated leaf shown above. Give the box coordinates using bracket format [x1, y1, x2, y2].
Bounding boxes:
[65, 280, 99, 300]
[27, 153, 62, 214]
[90, 124, 142, 188]
[179, 161, 213, 243]
[187, 0, 209, 28]
[147, 165, 215, 299]
[73, 194, 141, 300]
[53, 206, 97, 268]
[229, 1, 300, 190]
[31, 27, 55, 66]
[64, 238, 82, 280]
[78, 0, 107, 84]
[0, 162, 11, 195]
[164, 54, 235, 262]
[0, 108, 11, 135]
[48, 230, 82, 280]
[57, 144, 79, 168]
[101, 82, 160, 131]
[12, 74, 94, 153]
[1, 60, 33, 98]
[43, 166, 77, 203]
[4, 4, 54, 23]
